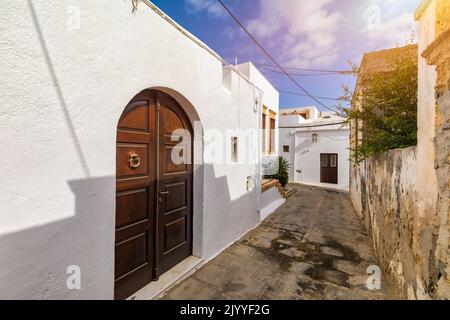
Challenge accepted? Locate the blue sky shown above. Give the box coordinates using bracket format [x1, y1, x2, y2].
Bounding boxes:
[150, 0, 420, 111]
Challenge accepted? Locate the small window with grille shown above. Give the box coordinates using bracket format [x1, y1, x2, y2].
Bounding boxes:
[231, 137, 238, 163]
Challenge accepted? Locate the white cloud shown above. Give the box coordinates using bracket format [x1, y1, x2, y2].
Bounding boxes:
[247, 0, 343, 68]
[362, 0, 418, 47]
[365, 12, 416, 47]
[184, 0, 225, 18]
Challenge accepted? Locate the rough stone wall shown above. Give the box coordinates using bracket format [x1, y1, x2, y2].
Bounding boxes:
[355, 145, 447, 299]
[351, 0, 450, 299]
[421, 0, 450, 296]
[436, 0, 450, 36]
[357, 148, 419, 298]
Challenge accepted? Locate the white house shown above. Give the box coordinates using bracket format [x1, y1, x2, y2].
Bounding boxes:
[279, 107, 350, 191]
[0, 0, 282, 300]
[237, 62, 285, 220]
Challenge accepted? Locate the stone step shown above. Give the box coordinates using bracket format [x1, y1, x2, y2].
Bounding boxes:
[283, 187, 297, 199]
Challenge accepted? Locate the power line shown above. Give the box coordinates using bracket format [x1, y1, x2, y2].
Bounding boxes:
[279, 90, 349, 102]
[259, 66, 347, 77]
[279, 121, 347, 129]
[254, 62, 356, 74]
[216, 0, 338, 113]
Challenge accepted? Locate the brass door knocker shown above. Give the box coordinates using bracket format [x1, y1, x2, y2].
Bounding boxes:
[128, 153, 141, 169]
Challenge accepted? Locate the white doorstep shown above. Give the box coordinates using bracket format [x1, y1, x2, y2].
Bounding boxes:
[127, 256, 204, 300]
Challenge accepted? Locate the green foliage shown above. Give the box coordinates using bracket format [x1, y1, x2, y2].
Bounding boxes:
[338, 53, 418, 164]
[266, 157, 291, 187]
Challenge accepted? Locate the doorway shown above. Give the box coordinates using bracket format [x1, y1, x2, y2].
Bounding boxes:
[114, 90, 193, 300]
[320, 153, 338, 184]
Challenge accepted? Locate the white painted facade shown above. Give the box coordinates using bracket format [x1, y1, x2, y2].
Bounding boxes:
[279, 107, 350, 191]
[238, 62, 280, 169]
[0, 0, 281, 299]
[237, 62, 284, 219]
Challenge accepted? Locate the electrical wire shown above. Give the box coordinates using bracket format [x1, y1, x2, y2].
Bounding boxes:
[254, 62, 356, 74]
[259, 66, 345, 77]
[279, 121, 347, 129]
[278, 90, 349, 102]
[216, 0, 338, 113]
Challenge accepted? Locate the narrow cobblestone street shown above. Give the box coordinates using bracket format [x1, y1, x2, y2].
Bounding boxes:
[161, 184, 395, 300]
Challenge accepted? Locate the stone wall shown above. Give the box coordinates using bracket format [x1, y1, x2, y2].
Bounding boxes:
[421, 0, 450, 297]
[350, 0, 450, 299]
[352, 148, 419, 298]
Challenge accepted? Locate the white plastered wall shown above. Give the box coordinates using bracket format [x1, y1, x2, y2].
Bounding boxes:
[280, 127, 350, 191]
[0, 0, 263, 299]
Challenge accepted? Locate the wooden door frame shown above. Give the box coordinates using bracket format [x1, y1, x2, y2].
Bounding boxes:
[320, 153, 339, 184]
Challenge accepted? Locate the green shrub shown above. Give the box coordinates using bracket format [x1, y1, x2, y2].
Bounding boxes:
[265, 157, 291, 187]
[338, 53, 418, 164]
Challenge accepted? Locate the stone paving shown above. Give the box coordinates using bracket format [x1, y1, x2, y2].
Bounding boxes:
[161, 184, 396, 300]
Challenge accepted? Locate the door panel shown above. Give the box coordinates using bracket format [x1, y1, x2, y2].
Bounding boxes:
[116, 189, 148, 228]
[157, 93, 193, 276]
[164, 146, 188, 174]
[115, 99, 156, 300]
[118, 104, 149, 132]
[164, 217, 187, 251]
[115, 233, 149, 278]
[163, 181, 187, 214]
[116, 143, 149, 178]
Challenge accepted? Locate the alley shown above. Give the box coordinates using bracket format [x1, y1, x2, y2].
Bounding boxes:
[161, 184, 395, 300]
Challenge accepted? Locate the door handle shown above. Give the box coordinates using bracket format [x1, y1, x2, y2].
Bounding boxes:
[159, 191, 169, 203]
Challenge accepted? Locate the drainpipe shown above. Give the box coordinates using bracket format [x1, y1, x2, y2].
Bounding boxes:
[256, 90, 264, 219]
[292, 130, 297, 183]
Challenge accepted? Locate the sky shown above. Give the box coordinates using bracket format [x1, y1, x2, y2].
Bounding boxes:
[150, 0, 421, 111]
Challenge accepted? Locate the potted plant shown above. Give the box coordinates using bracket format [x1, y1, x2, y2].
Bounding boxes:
[265, 156, 291, 188]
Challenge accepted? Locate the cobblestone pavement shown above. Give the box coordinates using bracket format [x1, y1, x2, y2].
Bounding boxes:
[161, 184, 396, 300]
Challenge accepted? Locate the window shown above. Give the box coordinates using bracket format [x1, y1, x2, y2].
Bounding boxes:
[283, 145, 290, 153]
[312, 133, 318, 143]
[231, 137, 238, 162]
[269, 118, 276, 154]
[330, 154, 337, 168]
[321, 155, 329, 167]
[262, 113, 267, 153]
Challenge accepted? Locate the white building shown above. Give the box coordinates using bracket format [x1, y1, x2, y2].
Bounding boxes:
[0, 0, 282, 300]
[237, 62, 285, 220]
[279, 107, 350, 191]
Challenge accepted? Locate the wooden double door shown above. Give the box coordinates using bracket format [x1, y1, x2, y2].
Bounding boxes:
[320, 153, 338, 184]
[114, 90, 193, 300]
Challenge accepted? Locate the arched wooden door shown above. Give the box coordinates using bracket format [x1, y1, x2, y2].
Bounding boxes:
[115, 90, 193, 300]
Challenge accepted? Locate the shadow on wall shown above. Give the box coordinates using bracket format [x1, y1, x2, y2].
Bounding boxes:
[295, 137, 312, 156]
[0, 176, 115, 300]
[0, 163, 261, 299]
[199, 164, 260, 259]
[27, 0, 91, 177]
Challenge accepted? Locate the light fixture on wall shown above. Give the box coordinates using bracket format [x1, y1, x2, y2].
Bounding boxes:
[312, 133, 318, 143]
[254, 96, 259, 113]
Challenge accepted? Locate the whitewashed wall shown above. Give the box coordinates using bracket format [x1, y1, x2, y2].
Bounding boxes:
[280, 127, 350, 191]
[238, 62, 280, 163]
[0, 0, 263, 299]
